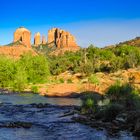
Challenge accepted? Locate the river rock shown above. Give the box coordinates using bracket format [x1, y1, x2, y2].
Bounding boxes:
[133, 118, 140, 137]
[0, 121, 32, 128]
[115, 113, 127, 123]
[33, 103, 49, 108]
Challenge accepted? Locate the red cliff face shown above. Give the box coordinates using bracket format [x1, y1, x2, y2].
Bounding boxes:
[0, 27, 80, 58]
[48, 28, 79, 49]
[14, 27, 31, 48]
[0, 46, 37, 59]
[0, 27, 36, 58]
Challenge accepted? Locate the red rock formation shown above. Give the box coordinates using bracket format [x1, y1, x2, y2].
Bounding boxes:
[34, 32, 41, 46]
[0, 46, 37, 59]
[48, 28, 56, 44]
[48, 28, 79, 49]
[14, 27, 31, 48]
[42, 35, 47, 45]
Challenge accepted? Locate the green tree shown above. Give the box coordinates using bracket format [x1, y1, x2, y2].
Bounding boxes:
[19, 54, 50, 84]
[0, 56, 16, 88]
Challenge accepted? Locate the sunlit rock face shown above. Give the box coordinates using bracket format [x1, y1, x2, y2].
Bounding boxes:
[48, 28, 79, 49]
[0, 46, 37, 59]
[34, 32, 41, 46]
[0, 27, 36, 58]
[14, 27, 31, 48]
[42, 35, 47, 45]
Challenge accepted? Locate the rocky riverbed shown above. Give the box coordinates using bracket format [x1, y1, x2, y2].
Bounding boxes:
[73, 111, 140, 138]
[0, 93, 137, 140]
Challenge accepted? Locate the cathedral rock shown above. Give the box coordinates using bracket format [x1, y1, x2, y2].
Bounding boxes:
[14, 27, 31, 48]
[48, 28, 79, 49]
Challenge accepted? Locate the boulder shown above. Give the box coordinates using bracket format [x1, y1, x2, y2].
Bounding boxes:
[115, 113, 127, 123]
[133, 118, 140, 137]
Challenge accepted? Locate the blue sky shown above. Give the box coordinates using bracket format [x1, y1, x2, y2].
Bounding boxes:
[0, 0, 140, 47]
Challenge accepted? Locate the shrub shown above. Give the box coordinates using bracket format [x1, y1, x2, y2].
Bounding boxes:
[106, 82, 140, 110]
[125, 89, 140, 110]
[81, 93, 100, 114]
[67, 79, 73, 83]
[109, 57, 123, 72]
[81, 62, 95, 75]
[104, 103, 124, 121]
[12, 67, 27, 92]
[31, 86, 39, 93]
[88, 74, 99, 85]
[19, 54, 50, 84]
[0, 54, 50, 91]
[105, 82, 130, 102]
[0, 56, 16, 88]
[59, 78, 64, 83]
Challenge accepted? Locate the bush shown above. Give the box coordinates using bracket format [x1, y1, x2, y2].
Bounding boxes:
[12, 67, 27, 92]
[19, 54, 50, 84]
[80, 62, 95, 75]
[81, 93, 101, 114]
[59, 78, 64, 83]
[88, 74, 99, 85]
[104, 103, 124, 121]
[67, 79, 73, 83]
[0, 56, 16, 88]
[106, 82, 132, 101]
[31, 86, 39, 93]
[0, 54, 50, 92]
[109, 57, 123, 72]
[125, 89, 140, 110]
[106, 82, 140, 110]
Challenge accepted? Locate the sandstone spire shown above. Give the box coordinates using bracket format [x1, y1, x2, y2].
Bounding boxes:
[14, 27, 31, 48]
[34, 32, 41, 46]
[48, 28, 57, 44]
[42, 35, 47, 45]
[48, 28, 78, 49]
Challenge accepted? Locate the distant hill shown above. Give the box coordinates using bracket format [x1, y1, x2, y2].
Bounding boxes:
[105, 37, 140, 49]
[117, 37, 140, 47]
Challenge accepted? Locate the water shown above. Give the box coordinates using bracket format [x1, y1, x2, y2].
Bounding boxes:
[0, 93, 137, 140]
[0, 93, 81, 106]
